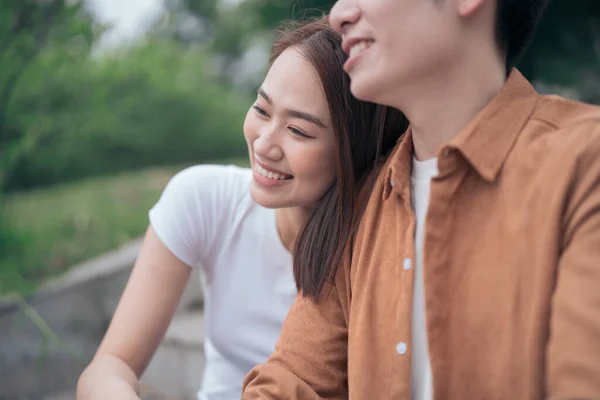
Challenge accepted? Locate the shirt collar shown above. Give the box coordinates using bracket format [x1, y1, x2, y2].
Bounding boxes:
[389, 68, 540, 189]
[388, 128, 414, 200]
[448, 69, 540, 182]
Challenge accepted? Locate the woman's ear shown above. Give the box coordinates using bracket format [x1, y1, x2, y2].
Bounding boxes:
[457, 0, 486, 17]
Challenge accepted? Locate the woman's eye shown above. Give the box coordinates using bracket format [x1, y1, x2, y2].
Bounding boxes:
[253, 105, 269, 117]
[289, 127, 312, 139]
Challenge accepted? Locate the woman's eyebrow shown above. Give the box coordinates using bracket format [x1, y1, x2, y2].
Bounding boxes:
[258, 87, 273, 104]
[258, 87, 328, 129]
[284, 109, 327, 129]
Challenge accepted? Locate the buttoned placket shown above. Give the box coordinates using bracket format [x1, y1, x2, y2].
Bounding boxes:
[420, 147, 470, 397]
[388, 168, 418, 399]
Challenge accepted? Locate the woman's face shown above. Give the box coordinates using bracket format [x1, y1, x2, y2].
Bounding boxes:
[244, 46, 338, 210]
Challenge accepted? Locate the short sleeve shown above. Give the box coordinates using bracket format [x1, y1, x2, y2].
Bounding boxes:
[149, 164, 250, 268]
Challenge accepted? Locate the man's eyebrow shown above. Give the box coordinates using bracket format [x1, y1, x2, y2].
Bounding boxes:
[258, 87, 328, 129]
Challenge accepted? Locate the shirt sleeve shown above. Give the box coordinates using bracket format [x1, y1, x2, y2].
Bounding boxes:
[149, 164, 247, 268]
[242, 253, 350, 400]
[546, 128, 600, 398]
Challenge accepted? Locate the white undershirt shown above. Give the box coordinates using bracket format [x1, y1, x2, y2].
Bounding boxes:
[410, 156, 438, 400]
[149, 165, 296, 400]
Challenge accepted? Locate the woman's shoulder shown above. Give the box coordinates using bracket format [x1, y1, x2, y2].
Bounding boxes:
[153, 163, 253, 227]
[160, 164, 250, 204]
[168, 164, 251, 189]
[149, 164, 254, 267]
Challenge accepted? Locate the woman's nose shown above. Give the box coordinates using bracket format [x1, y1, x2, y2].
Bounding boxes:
[253, 127, 283, 161]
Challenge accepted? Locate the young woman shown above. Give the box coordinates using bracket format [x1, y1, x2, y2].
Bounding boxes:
[77, 17, 407, 400]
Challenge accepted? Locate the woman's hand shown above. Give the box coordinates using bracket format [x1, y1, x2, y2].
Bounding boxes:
[77, 354, 140, 400]
[78, 379, 140, 400]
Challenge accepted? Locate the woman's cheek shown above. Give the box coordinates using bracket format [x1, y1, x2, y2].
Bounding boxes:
[243, 110, 258, 143]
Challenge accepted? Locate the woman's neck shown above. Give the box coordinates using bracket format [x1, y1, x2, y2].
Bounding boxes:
[275, 207, 312, 254]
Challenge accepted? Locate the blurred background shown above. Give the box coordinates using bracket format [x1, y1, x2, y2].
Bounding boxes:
[0, 0, 599, 399]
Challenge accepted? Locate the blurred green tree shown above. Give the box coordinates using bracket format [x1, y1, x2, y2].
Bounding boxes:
[0, 0, 96, 192]
[4, 39, 250, 191]
[0, 0, 96, 253]
[157, 0, 334, 83]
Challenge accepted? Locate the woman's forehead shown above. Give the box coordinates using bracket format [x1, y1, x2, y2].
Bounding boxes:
[262, 47, 329, 116]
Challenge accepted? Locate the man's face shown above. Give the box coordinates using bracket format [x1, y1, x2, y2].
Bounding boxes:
[330, 0, 465, 107]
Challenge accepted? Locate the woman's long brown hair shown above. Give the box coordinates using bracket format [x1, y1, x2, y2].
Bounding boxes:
[270, 17, 409, 301]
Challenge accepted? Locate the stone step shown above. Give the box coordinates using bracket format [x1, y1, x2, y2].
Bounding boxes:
[41, 384, 185, 400]
[42, 309, 205, 400]
[140, 310, 205, 400]
[42, 390, 75, 400]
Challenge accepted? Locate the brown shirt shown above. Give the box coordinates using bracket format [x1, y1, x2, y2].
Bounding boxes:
[242, 70, 600, 400]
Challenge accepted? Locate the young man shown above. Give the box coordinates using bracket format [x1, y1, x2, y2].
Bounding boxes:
[242, 0, 600, 399]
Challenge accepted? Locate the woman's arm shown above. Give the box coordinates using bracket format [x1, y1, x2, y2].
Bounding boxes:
[77, 226, 191, 399]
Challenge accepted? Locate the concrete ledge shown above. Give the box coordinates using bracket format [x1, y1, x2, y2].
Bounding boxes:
[0, 238, 142, 313]
[0, 238, 203, 400]
[141, 311, 205, 400]
[42, 310, 206, 400]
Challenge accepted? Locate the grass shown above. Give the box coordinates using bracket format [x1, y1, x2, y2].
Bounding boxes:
[1, 158, 248, 296]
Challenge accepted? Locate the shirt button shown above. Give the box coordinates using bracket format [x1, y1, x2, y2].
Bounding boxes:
[403, 258, 412, 271]
[396, 342, 408, 355]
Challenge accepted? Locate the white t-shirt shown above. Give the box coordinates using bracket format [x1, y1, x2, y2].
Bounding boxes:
[149, 165, 296, 400]
[410, 156, 438, 400]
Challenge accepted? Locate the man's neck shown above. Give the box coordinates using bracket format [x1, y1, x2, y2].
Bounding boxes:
[400, 56, 507, 161]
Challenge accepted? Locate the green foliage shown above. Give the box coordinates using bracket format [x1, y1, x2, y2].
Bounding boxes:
[0, 0, 98, 257]
[5, 40, 251, 191]
[2, 164, 178, 295]
[1, 0, 252, 193]
[1, 160, 247, 295]
[167, 0, 334, 59]
[0, 0, 97, 187]
[1, 0, 252, 289]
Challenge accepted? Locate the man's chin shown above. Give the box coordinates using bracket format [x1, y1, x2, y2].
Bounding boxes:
[350, 74, 385, 104]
